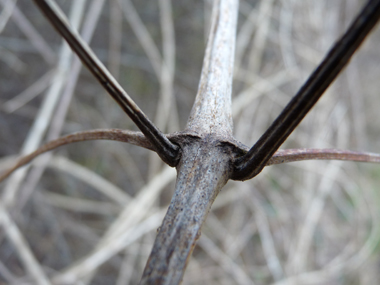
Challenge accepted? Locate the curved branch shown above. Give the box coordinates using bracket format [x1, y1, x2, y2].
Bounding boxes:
[267, 148, 380, 166]
[0, 129, 153, 183]
[232, 0, 380, 181]
[32, 0, 180, 167]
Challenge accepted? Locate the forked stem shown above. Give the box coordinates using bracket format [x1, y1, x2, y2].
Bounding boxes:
[140, 0, 239, 283]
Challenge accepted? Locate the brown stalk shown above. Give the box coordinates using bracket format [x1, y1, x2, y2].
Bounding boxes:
[0, 129, 152, 183]
[267, 148, 380, 166]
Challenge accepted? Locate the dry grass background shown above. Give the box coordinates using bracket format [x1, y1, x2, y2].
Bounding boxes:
[1, 0, 380, 284]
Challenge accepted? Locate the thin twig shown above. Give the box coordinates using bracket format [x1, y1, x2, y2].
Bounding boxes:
[0, 0, 55, 64]
[232, 70, 294, 117]
[267, 148, 380, 166]
[0, 129, 153, 183]
[42, 191, 120, 215]
[49, 156, 131, 206]
[2, 70, 54, 113]
[0, 0, 16, 34]
[148, 0, 177, 178]
[15, 1, 106, 210]
[118, 0, 162, 77]
[197, 234, 255, 285]
[246, 0, 274, 78]
[53, 210, 166, 285]
[232, 0, 380, 180]
[0, 202, 51, 285]
[53, 166, 176, 284]
[32, 0, 180, 167]
[108, 1, 122, 80]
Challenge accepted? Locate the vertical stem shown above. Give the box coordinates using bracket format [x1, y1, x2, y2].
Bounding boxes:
[186, 0, 238, 137]
[140, 137, 233, 284]
[141, 0, 239, 283]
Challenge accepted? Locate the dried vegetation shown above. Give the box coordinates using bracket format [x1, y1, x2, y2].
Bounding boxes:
[1, 0, 380, 284]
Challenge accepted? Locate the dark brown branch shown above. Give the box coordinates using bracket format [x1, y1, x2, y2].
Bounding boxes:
[232, 0, 380, 181]
[0, 129, 152, 183]
[32, 0, 180, 167]
[267, 148, 380, 166]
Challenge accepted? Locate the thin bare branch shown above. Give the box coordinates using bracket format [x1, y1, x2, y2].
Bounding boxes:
[148, 0, 177, 178]
[232, 0, 380, 181]
[2, 70, 54, 113]
[267, 148, 380, 166]
[42, 191, 120, 215]
[108, 1, 122, 79]
[0, 0, 55, 64]
[0, 129, 152, 183]
[0, 202, 51, 285]
[197, 234, 255, 285]
[49, 156, 131, 206]
[54, 166, 176, 284]
[32, 0, 180, 167]
[53, 210, 166, 285]
[118, 0, 162, 77]
[0, 0, 16, 33]
[12, 1, 105, 211]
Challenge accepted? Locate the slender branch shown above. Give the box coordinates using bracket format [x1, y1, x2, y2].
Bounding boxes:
[0, 129, 152, 183]
[267, 148, 380, 166]
[118, 0, 162, 77]
[32, 0, 180, 167]
[232, 0, 380, 180]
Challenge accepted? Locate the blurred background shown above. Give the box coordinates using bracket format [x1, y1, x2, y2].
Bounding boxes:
[1, 0, 380, 284]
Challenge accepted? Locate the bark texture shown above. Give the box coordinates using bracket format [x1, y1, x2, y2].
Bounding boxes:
[140, 0, 239, 283]
[140, 133, 234, 284]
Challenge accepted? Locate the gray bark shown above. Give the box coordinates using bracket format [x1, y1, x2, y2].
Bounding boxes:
[140, 0, 239, 283]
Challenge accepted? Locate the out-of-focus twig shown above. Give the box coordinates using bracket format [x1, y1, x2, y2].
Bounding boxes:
[0, 0, 55, 63]
[2, 0, 86, 207]
[2, 70, 54, 113]
[0, 202, 51, 285]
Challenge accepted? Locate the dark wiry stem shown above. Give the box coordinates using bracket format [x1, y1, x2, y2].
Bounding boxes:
[232, 0, 380, 181]
[32, 0, 180, 167]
